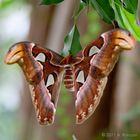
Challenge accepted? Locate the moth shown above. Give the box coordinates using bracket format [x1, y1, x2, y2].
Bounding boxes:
[5, 29, 135, 125]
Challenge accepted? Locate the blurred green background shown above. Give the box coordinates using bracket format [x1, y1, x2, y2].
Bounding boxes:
[0, 0, 140, 140]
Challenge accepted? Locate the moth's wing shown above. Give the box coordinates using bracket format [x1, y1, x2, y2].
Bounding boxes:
[74, 58, 107, 125]
[32, 45, 64, 108]
[5, 42, 64, 125]
[75, 75, 107, 124]
[74, 36, 106, 124]
[90, 29, 135, 78]
[75, 36, 105, 91]
[74, 36, 104, 81]
[74, 29, 135, 124]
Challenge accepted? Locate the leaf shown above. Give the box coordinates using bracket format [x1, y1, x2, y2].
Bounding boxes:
[0, 0, 14, 9]
[62, 25, 82, 57]
[74, 1, 87, 19]
[82, 0, 90, 4]
[90, 0, 115, 24]
[110, 0, 140, 41]
[136, 0, 140, 25]
[41, 0, 64, 5]
[120, 0, 138, 14]
[121, 8, 140, 40]
[109, 0, 126, 27]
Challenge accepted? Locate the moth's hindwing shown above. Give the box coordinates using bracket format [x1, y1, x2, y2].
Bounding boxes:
[74, 29, 135, 124]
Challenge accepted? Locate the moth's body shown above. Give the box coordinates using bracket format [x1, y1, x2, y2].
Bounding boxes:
[63, 64, 75, 92]
[5, 29, 136, 125]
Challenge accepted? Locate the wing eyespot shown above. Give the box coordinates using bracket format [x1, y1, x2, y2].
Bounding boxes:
[88, 46, 100, 56]
[76, 70, 85, 84]
[46, 74, 55, 87]
[35, 53, 46, 62]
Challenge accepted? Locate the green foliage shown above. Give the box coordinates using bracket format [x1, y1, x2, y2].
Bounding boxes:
[110, 0, 140, 41]
[137, 1, 140, 25]
[0, 0, 14, 9]
[81, 0, 90, 6]
[82, 0, 90, 4]
[41, 0, 140, 55]
[121, 0, 138, 14]
[62, 25, 82, 57]
[91, 0, 140, 40]
[89, 0, 140, 40]
[40, 0, 64, 5]
[90, 0, 115, 24]
[0, 0, 25, 9]
[74, 1, 87, 19]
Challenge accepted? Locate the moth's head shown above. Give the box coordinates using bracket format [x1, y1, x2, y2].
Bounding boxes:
[5, 42, 35, 64]
[102, 29, 136, 50]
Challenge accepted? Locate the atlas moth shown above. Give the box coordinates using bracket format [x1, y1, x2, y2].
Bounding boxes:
[5, 29, 136, 125]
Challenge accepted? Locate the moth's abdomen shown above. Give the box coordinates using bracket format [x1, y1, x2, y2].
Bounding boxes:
[64, 65, 74, 92]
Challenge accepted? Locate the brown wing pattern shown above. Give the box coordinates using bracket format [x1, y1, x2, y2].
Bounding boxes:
[73, 36, 104, 93]
[4, 29, 136, 125]
[75, 29, 136, 124]
[5, 42, 64, 125]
